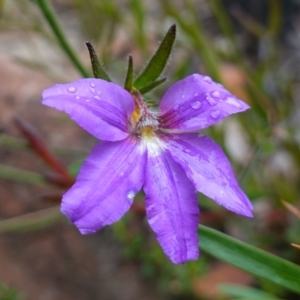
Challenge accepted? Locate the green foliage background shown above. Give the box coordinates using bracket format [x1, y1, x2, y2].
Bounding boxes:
[1, 0, 300, 299]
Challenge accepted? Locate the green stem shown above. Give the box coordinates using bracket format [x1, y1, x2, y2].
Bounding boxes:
[0, 164, 48, 186]
[209, 0, 244, 65]
[238, 143, 261, 185]
[161, 0, 221, 81]
[35, 0, 89, 77]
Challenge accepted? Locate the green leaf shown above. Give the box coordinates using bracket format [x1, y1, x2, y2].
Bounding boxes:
[85, 42, 111, 81]
[35, 0, 89, 78]
[139, 77, 166, 94]
[129, 0, 147, 53]
[198, 225, 300, 294]
[219, 284, 280, 299]
[134, 24, 176, 89]
[0, 282, 23, 300]
[124, 55, 134, 91]
[67, 158, 84, 177]
[0, 207, 61, 233]
[0, 164, 47, 186]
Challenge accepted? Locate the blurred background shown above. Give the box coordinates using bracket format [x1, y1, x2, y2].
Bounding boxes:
[1, 0, 300, 299]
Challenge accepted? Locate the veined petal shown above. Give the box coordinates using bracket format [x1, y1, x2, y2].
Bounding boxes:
[61, 138, 146, 234]
[42, 79, 134, 141]
[159, 74, 249, 132]
[144, 142, 199, 264]
[166, 133, 253, 217]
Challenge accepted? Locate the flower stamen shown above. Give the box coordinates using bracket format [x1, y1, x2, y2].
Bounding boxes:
[130, 91, 159, 137]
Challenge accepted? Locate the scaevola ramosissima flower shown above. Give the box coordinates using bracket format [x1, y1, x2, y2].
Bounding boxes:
[42, 74, 253, 264]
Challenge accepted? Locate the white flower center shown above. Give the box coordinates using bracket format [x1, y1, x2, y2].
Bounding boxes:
[129, 91, 164, 156]
[141, 134, 165, 157]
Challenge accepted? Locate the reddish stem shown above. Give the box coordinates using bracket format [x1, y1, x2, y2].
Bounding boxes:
[14, 117, 74, 186]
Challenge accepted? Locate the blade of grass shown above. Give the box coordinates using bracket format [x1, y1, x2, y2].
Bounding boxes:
[161, 1, 221, 81]
[0, 207, 62, 232]
[0, 165, 47, 186]
[130, 0, 147, 54]
[199, 225, 300, 294]
[35, 0, 89, 77]
[267, 0, 282, 36]
[209, 0, 244, 64]
[219, 284, 280, 300]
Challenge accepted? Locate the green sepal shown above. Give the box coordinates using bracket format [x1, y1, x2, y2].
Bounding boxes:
[85, 42, 111, 81]
[124, 55, 134, 91]
[139, 77, 166, 94]
[199, 225, 300, 294]
[134, 24, 176, 89]
[68, 158, 84, 177]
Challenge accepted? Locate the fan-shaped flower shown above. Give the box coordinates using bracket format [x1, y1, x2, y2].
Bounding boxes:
[42, 74, 252, 264]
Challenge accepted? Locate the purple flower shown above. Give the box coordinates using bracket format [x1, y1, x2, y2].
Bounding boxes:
[42, 74, 253, 264]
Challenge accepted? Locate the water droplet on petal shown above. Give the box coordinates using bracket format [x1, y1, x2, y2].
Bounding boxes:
[225, 96, 241, 108]
[97, 90, 102, 95]
[181, 93, 186, 99]
[75, 96, 80, 100]
[94, 96, 100, 100]
[120, 172, 124, 177]
[211, 90, 221, 98]
[85, 99, 91, 103]
[89, 87, 95, 93]
[190, 101, 202, 109]
[183, 148, 191, 153]
[173, 104, 179, 110]
[210, 110, 220, 119]
[192, 75, 198, 82]
[203, 76, 212, 84]
[68, 87, 76, 93]
[90, 82, 95, 87]
[206, 95, 217, 105]
[127, 191, 135, 199]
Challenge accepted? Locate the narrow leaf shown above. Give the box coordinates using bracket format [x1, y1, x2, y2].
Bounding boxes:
[85, 42, 111, 81]
[282, 200, 300, 219]
[0, 207, 61, 232]
[291, 243, 300, 250]
[124, 55, 134, 91]
[199, 225, 300, 294]
[219, 284, 280, 300]
[139, 77, 166, 94]
[68, 158, 84, 177]
[0, 282, 23, 300]
[35, 0, 89, 77]
[0, 164, 47, 186]
[134, 24, 176, 89]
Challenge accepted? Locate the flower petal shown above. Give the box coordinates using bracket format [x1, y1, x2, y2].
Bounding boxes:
[165, 133, 253, 217]
[42, 79, 134, 141]
[143, 142, 199, 264]
[61, 138, 146, 234]
[159, 74, 249, 132]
